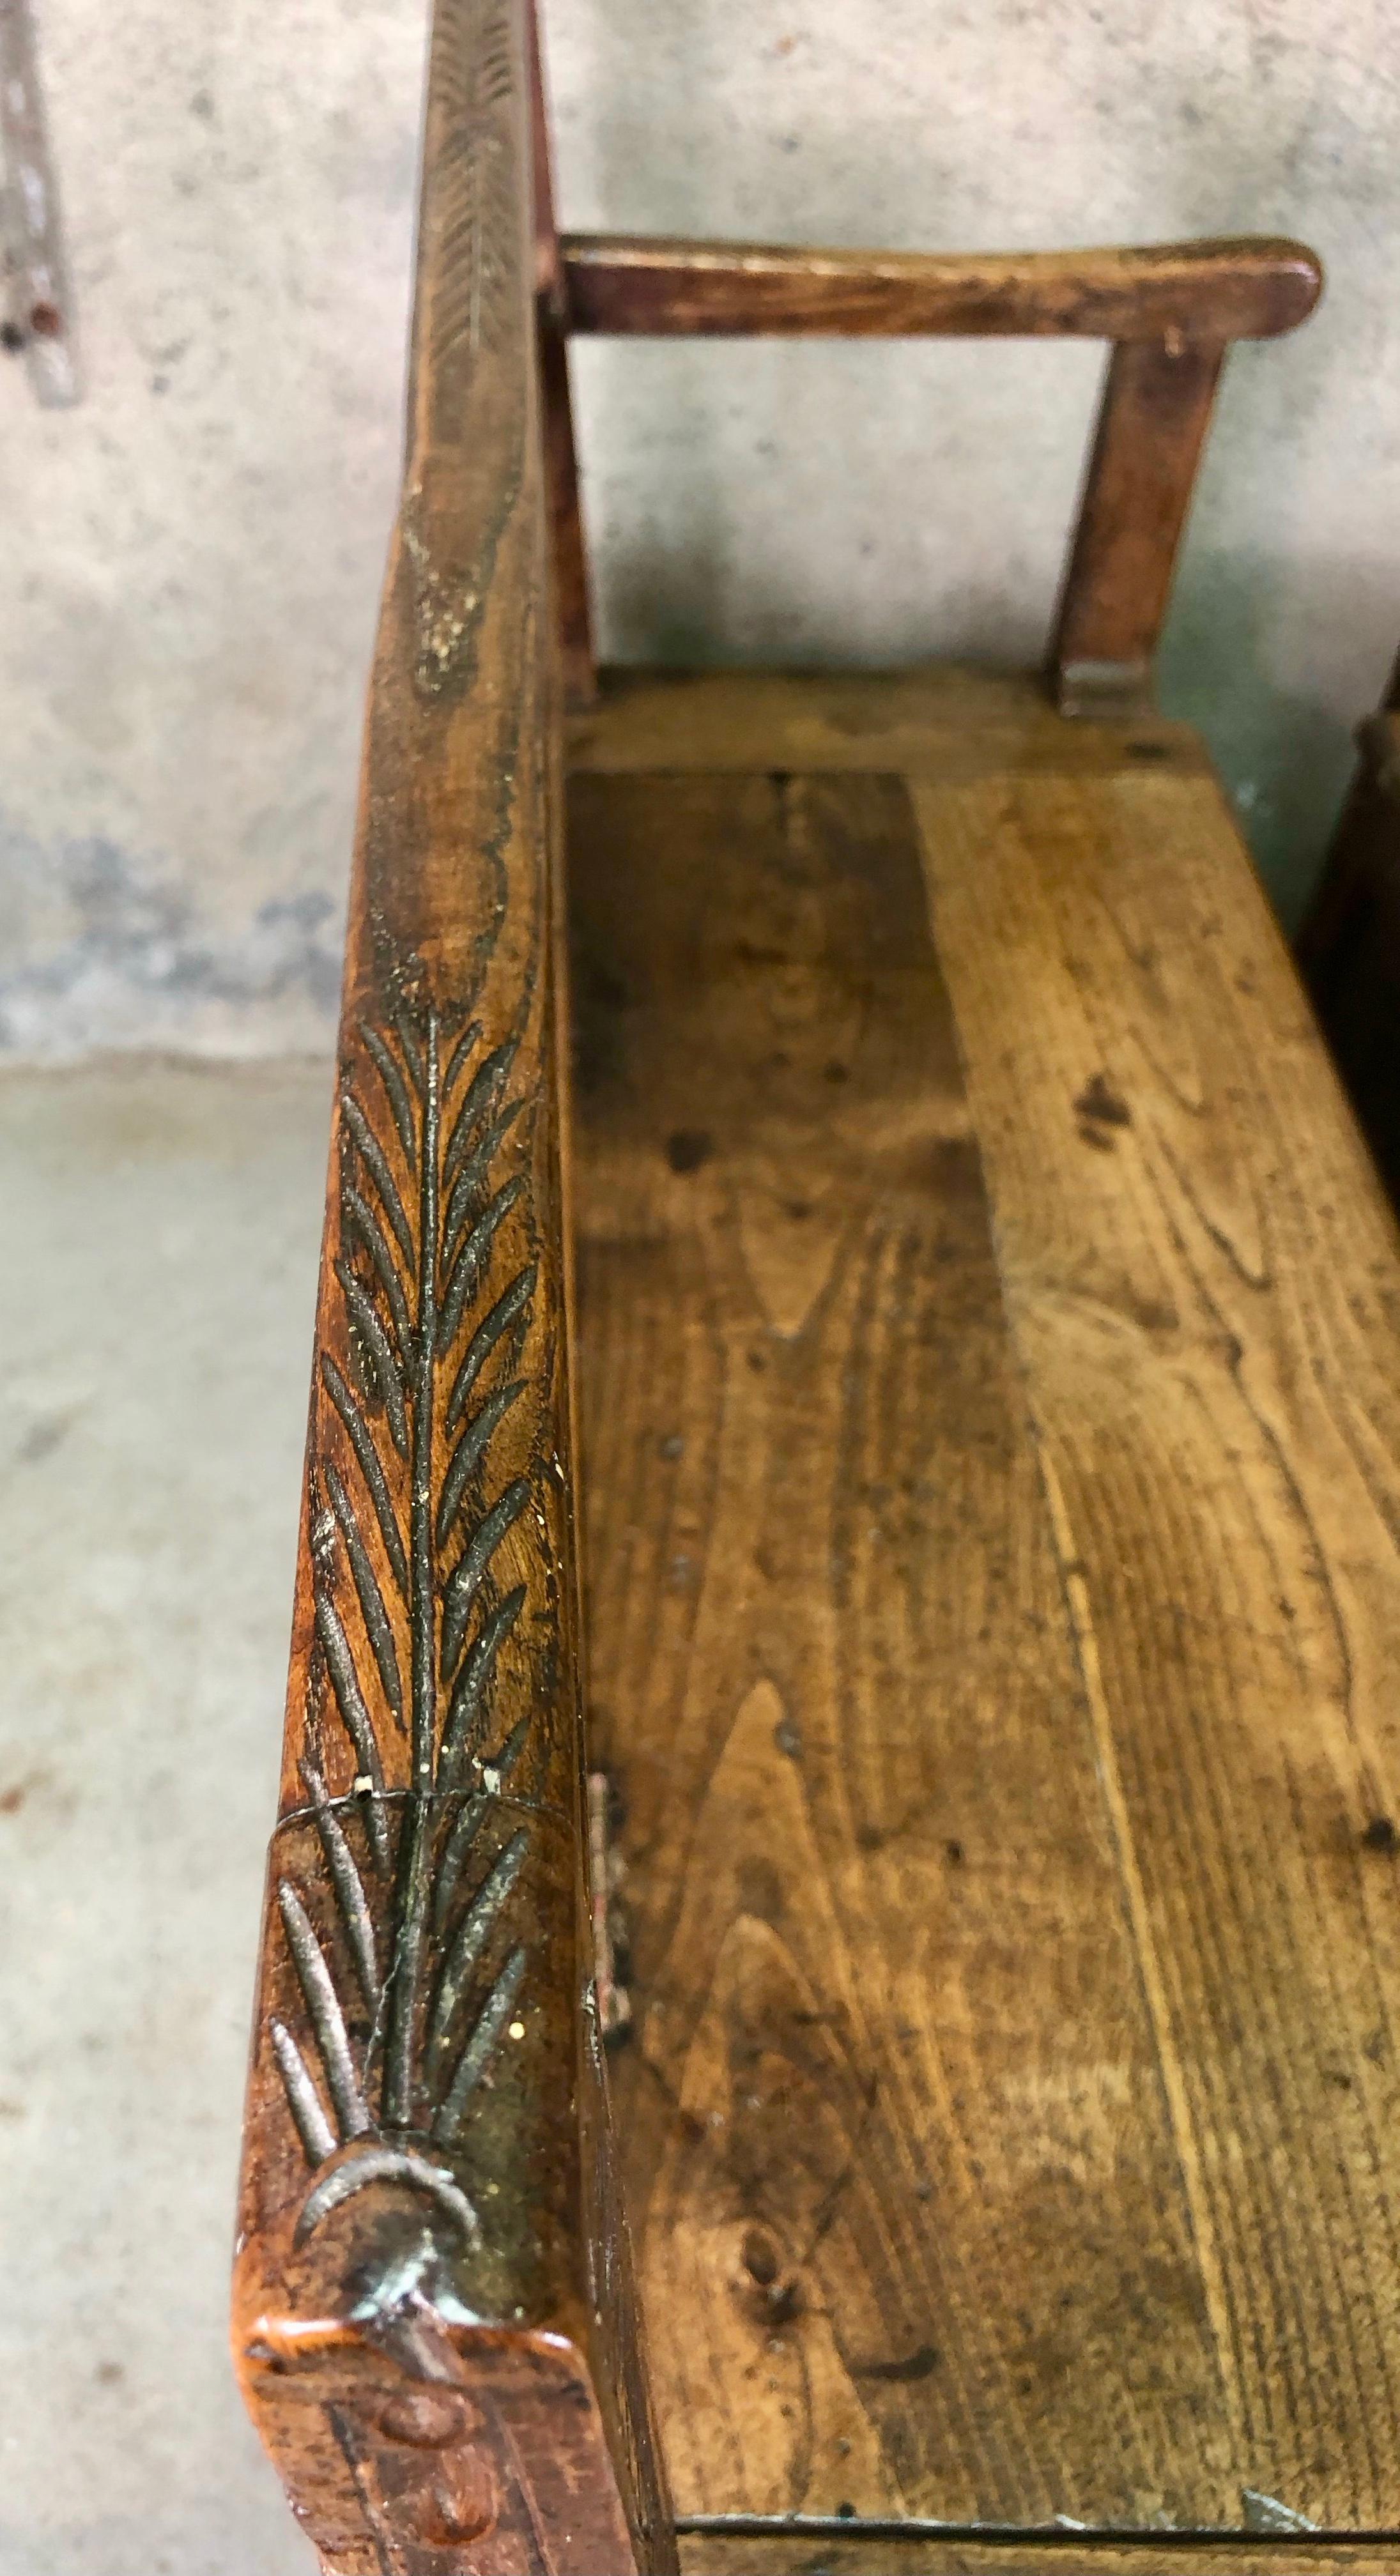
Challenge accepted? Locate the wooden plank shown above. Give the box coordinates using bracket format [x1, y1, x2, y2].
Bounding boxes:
[561, 234, 1321, 343]
[569, 764, 1253, 2533]
[679, 2540, 1400, 2576]
[567, 667, 1208, 781]
[912, 758, 1400, 2531]
[1049, 339, 1224, 712]
[233, 4, 672, 2569]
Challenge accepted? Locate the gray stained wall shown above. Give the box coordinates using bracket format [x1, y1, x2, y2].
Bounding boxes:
[1, 0, 1397, 1057]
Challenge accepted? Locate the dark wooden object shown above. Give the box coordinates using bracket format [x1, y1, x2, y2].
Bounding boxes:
[1048, 336, 1226, 710]
[233, 5, 670, 2569]
[559, 230, 1319, 342]
[548, 228, 1319, 710]
[1299, 651, 1400, 1203]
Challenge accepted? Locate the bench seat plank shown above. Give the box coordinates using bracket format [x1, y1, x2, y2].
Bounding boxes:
[679, 2541, 1400, 2575]
[565, 670, 1400, 2552]
[914, 753, 1400, 2526]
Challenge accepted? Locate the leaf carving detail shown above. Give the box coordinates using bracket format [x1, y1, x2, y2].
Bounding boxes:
[272, 989, 541, 2241]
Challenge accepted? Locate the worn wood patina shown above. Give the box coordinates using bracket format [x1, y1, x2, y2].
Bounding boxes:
[566, 675, 1400, 2565]
[234, 5, 1400, 2570]
[232, 5, 669, 2569]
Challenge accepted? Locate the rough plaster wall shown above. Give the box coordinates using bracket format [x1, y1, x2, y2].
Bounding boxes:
[1, 0, 1397, 1057]
[0, 0, 420, 1058]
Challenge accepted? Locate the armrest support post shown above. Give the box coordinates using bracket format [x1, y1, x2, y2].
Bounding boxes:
[1049, 335, 1226, 715]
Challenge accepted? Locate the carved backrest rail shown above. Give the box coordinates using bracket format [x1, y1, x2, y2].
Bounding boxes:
[233, 4, 671, 2568]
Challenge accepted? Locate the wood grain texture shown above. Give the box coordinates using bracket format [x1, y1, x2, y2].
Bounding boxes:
[1049, 339, 1224, 709]
[560, 234, 1322, 343]
[233, 5, 669, 2568]
[565, 672, 1400, 2543]
[911, 753, 1400, 2530]
[570, 763, 1229, 2531]
[567, 666, 1208, 779]
[679, 2540, 1400, 2576]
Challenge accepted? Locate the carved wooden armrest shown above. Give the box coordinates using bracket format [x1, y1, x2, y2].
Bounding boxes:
[557, 229, 1320, 343]
[232, 5, 671, 2567]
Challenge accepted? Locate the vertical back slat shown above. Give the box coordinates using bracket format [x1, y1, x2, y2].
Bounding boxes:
[1049, 335, 1226, 712]
[530, 1, 596, 705]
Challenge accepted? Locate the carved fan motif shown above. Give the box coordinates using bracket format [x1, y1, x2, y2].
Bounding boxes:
[270, 992, 541, 2248]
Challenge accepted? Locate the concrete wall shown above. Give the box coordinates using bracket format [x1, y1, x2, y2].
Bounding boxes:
[2, 0, 1397, 1057]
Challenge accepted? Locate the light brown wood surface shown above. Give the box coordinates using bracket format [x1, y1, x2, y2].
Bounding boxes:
[680, 2542, 1400, 2575]
[565, 670, 1400, 2550]
[565, 665, 1208, 776]
[560, 233, 1321, 342]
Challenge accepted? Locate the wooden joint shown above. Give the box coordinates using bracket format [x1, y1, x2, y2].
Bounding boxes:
[1052, 657, 1156, 721]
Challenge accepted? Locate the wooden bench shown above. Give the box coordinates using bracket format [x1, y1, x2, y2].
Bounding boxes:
[232, 6, 1400, 2568]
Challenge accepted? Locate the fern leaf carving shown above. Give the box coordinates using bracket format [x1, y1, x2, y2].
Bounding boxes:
[278, 1881, 373, 2140]
[438, 1175, 525, 1349]
[427, 0, 521, 372]
[326, 1466, 404, 1726]
[442, 1477, 530, 1675]
[444, 1031, 519, 1184]
[436, 1376, 525, 1550]
[342, 1185, 412, 1360]
[321, 1356, 408, 1592]
[443, 1100, 527, 1259]
[340, 1089, 415, 1269]
[270, 2021, 336, 2165]
[360, 1021, 417, 1162]
[426, 1827, 530, 2070]
[435, 1945, 528, 2142]
[335, 1260, 408, 1455]
[446, 1261, 535, 1428]
[302, 1756, 380, 2010]
[435, 1707, 532, 1922]
[272, 985, 542, 2241]
[440, 1588, 527, 1784]
[311, 1591, 390, 1869]
[443, 1016, 484, 1096]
